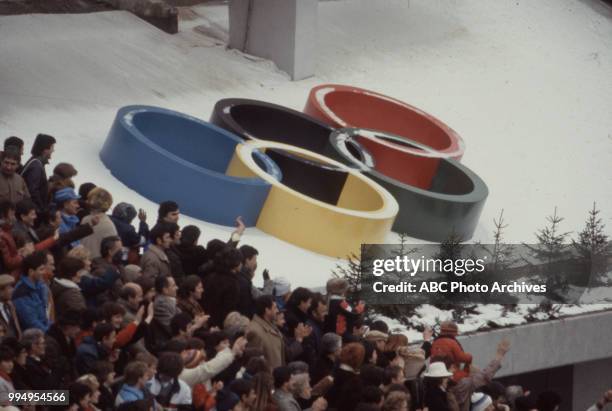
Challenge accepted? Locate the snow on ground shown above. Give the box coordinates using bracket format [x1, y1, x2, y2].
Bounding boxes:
[1, 0, 611, 327]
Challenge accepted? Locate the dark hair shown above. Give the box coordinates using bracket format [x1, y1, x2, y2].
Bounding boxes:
[254, 295, 275, 317]
[214, 247, 243, 272]
[181, 225, 201, 246]
[101, 302, 126, 322]
[155, 275, 172, 294]
[31, 133, 56, 157]
[93, 361, 115, 383]
[177, 275, 201, 299]
[0, 338, 24, 357]
[386, 383, 409, 394]
[288, 287, 312, 309]
[239, 244, 258, 262]
[78, 182, 96, 199]
[15, 199, 36, 220]
[158, 201, 179, 221]
[206, 239, 227, 261]
[53, 163, 77, 179]
[57, 310, 82, 327]
[361, 364, 385, 387]
[355, 403, 382, 411]
[22, 251, 47, 274]
[170, 312, 193, 335]
[362, 386, 384, 404]
[117, 399, 152, 411]
[2, 146, 20, 162]
[100, 235, 121, 258]
[81, 308, 101, 330]
[149, 223, 174, 244]
[93, 322, 115, 342]
[0, 346, 15, 362]
[119, 284, 139, 300]
[370, 320, 390, 334]
[124, 361, 149, 385]
[245, 357, 270, 376]
[157, 352, 184, 379]
[185, 338, 205, 351]
[68, 381, 91, 405]
[273, 366, 292, 389]
[229, 378, 254, 400]
[0, 200, 15, 219]
[163, 338, 188, 354]
[307, 292, 326, 317]
[57, 257, 85, 280]
[4, 136, 24, 151]
[383, 365, 404, 385]
[537, 391, 562, 411]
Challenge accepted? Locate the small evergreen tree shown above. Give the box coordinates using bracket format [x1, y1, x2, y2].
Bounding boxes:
[572, 202, 610, 287]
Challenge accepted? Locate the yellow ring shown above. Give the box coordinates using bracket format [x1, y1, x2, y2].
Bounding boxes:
[226, 141, 399, 258]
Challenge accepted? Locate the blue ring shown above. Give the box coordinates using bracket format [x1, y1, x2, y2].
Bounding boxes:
[100, 106, 282, 227]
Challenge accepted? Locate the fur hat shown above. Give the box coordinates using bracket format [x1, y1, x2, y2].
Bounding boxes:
[365, 330, 389, 343]
[326, 277, 349, 296]
[112, 202, 137, 223]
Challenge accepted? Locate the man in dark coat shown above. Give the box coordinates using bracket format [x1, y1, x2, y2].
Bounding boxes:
[75, 322, 116, 375]
[21, 133, 56, 212]
[0, 274, 21, 339]
[236, 244, 259, 318]
[203, 247, 243, 327]
[110, 202, 149, 249]
[45, 310, 81, 388]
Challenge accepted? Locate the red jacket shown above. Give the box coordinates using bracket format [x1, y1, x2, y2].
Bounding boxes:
[431, 335, 472, 365]
[1, 224, 56, 279]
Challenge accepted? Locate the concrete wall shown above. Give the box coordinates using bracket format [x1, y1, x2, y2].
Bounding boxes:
[457, 310, 612, 377]
[229, 0, 317, 80]
[573, 357, 612, 410]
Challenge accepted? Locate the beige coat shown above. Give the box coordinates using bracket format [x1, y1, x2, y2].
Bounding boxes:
[246, 314, 285, 369]
[0, 173, 29, 204]
[140, 244, 171, 279]
[80, 213, 118, 259]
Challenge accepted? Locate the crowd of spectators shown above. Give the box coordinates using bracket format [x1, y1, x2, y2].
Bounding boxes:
[0, 134, 608, 411]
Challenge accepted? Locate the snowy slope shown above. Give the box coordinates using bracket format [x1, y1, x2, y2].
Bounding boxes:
[1, 0, 611, 290]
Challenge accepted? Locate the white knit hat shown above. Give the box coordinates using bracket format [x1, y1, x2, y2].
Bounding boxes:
[471, 392, 493, 411]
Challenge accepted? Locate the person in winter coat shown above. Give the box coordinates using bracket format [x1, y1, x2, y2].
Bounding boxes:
[166, 222, 187, 283]
[311, 332, 341, 386]
[80, 188, 118, 259]
[273, 366, 328, 411]
[0, 274, 21, 340]
[47, 162, 77, 204]
[446, 339, 510, 411]
[21, 133, 55, 211]
[423, 361, 457, 411]
[174, 225, 208, 276]
[177, 275, 206, 319]
[22, 328, 57, 390]
[115, 361, 149, 407]
[45, 310, 81, 388]
[0, 147, 30, 205]
[202, 247, 243, 328]
[140, 223, 173, 279]
[12, 251, 50, 331]
[13, 199, 43, 244]
[235, 244, 259, 318]
[246, 295, 285, 370]
[36, 207, 97, 262]
[110, 202, 149, 250]
[145, 352, 193, 410]
[431, 321, 472, 382]
[55, 187, 85, 248]
[324, 277, 365, 337]
[75, 323, 117, 375]
[284, 288, 313, 338]
[50, 256, 87, 318]
[0, 345, 16, 407]
[77, 182, 96, 221]
[325, 342, 367, 411]
[153, 275, 179, 329]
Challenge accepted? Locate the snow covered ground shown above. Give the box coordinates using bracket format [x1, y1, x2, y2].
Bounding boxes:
[1, 0, 611, 303]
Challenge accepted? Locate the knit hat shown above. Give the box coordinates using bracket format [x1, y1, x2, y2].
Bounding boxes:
[215, 389, 240, 411]
[273, 277, 291, 296]
[364, 330, 389, 343]
[181, 349, 206, 369]
[112, 202, 137, 223]
[326, 277, 349, 296]
[54, 187, 80, 203]
[471, 392, 493, 411]
[440, 321, 459, 336]
[321, 332, 342, 355]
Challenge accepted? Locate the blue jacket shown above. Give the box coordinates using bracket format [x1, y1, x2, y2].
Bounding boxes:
[13, 276, 49, 331]
[110, 216, 149, 249]
[59, 213, 80, 247]
[75, 335, 109, 375]
[79, 266, 120, 308]
[116, 384, 145, 406]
